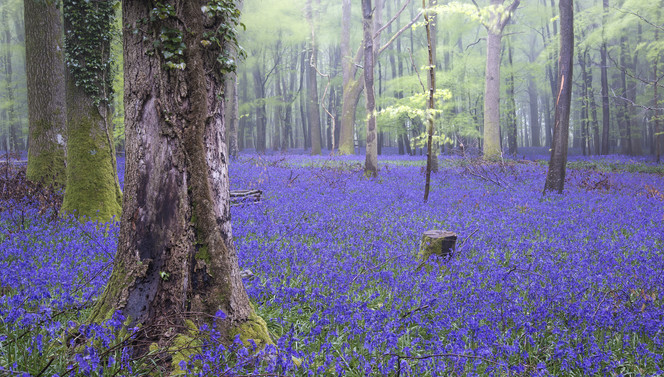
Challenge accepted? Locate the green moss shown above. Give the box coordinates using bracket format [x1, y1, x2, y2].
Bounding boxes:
[230, 309, 273, 350]
[61, 112, 122, 223]
[169, 320, 202, 375]
[26, 120, 66, 187]
[194, 245, 210, 264]
[87, 260, 127, 323]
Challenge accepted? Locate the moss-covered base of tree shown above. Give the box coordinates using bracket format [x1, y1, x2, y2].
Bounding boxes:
[230, 310, 274, 350]
[61, 112, 122, 223]
[26, 122, 66, 187]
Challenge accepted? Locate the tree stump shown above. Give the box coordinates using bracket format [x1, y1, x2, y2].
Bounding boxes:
[418, 230, 457, 261]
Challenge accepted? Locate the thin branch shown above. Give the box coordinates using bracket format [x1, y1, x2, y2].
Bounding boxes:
[611, 88, 664, 111]
[377, 11, 423, 56]
[613, 7, 664, 32]
[407, 48, 426, 93]
[465, 37, 485, 51]
[374, 0, 412, 38]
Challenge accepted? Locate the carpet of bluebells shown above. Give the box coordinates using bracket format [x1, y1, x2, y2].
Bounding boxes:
[1, 154, 663, 376]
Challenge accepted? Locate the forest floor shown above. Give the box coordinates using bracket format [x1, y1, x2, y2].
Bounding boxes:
[1, 154, 663, 376]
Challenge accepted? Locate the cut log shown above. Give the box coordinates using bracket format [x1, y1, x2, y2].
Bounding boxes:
[230, 189, 262, 206]
[418, 230, 457, 261]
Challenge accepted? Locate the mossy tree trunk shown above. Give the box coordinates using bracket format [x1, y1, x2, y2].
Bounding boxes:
[24, 0, 67, 186]
[90, 0, 271, 351]
[61, 0, 122, 222]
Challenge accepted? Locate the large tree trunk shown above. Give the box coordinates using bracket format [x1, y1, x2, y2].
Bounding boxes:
[544, 0, 573, 194]
[90, 0, 270, 355]
[481, 0, 520, 160]
[600, 0, 610, 155]
[362, 0, 378, 176]
[61, 0, 121, 222]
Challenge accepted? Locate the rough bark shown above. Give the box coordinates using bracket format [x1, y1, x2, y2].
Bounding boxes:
[362, 0, 378, 176]
[90, 0, 270, 359]
[61, 1, 121, 222]
[544, 0, 573, 194]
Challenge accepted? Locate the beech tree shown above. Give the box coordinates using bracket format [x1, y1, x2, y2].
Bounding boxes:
[475, 0, 520, 160]
[24, 0, 67, 186]
[89, 0, 271, 356]
[61, 0, 122, 222]
[544, 0, 574, 194]
[362, 0, 378, 175]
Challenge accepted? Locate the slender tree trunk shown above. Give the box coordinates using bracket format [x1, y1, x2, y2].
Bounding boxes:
[423, 0, 436, 202]
[61, 0, 121, 222]
[362, 0, 378, 176]
[238, 71, 248, 151]
[616, 36, 632, 155]
[252, 64, 267, 153]
[600, 0, 610, 154]
[655, 14, 662, 162]
[306, 0, 322, 155]
[506, 39, 518, 155]
[225, 71, 239, 159]
[628, 25, 642, 155]
[544, 0, 573, 194]
[299, 47, 309, 150]
[528, 40, 540, 148]
[2, 9, 20, 153]
[91, 0, 270, 355]
[586, 50, 601, 155]
[482, 24, 503, 159]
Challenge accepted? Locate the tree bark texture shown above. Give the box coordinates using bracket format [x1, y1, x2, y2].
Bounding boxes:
[90, 0, 270, 351]
[544, 0, 573, 194]
[61, 1, 122, 222]
[362, 0, 378, 176]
